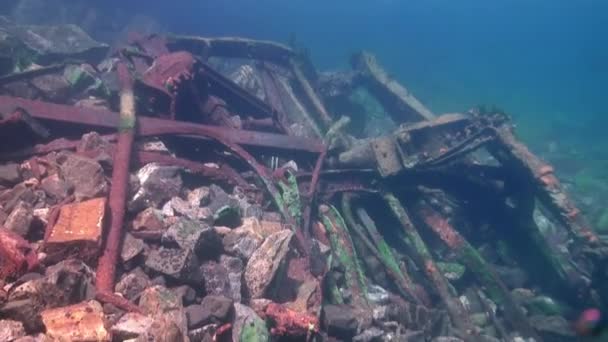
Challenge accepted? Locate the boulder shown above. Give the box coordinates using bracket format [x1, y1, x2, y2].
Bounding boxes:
[145, 246, 202, 284]
[132, 207, 165, 232]
[59, 153, 107, 201]
[185, 295, 234, 329]
[244, 229, 293, 299]
[232, 303, 270, 342]
[3, 201, 33, 237]
[200, 260, 232, 298]
[115, 268, 151, 300]
[129, 163, 182, 212]
[220, 255, 244, 302]
[322, 304, 359, 340]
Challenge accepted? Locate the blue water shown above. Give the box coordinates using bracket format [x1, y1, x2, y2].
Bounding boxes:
[131, 0, 608, 147]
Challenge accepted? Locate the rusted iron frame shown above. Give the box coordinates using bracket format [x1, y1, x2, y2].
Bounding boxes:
[0, 96, 324, 154]
[302, 148, 327, 239]
[95, 62, 137, 312]
[257, 62, 293, 135]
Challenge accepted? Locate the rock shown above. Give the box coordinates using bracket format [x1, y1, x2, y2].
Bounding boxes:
[75, 132, 113, 167]
[0, 163, 21, 185]
[353, 327, 384, 342]
[44, 197, 106, 262]
[120, 233, 145, 264]
[162, 196, 213, 222]
[232, 303, 270, 342]
[132, 207, 165, 232]
[173, 285, 197, 306]
[432, 338, 464, 342]
[111, 312, 155, 340]
[4, 201, 33, 237]
[63, 63, 108, 97]
[41, 300, 110, 342]
[115, 268, 150, 300]
[0, 182, 35, 213]
[529, 315, 575, 340]
[185, 295, 234, 329]
[323, 304, 359, 340]
[208, 184, 241, 227]
[220, 255, 244, 302]
[244, 229, 293, 299]
[74, 97, 110, 111]
[30, 73, 70, 102]
[59, 153, 108, 201]
[436, 262, 466, 281]
[138, 285, 188, 341]
[44, 259, 95, 303]
[200, 260, 232, 298]
[367, 284, 390, 306]
[526, 295, 567, 316]
[187, 186, 211, 207]
[162, 218, 222, 259]
[0, 320, 26, 341]
[145, 246, 202, 284]
[0, 208, 7, 225]
[129, 163, 182, 212]
[222, 226, 262, 261]
[40, 173, 71, 203]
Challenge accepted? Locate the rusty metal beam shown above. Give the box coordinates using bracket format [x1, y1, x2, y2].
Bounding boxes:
[0, 96, 325, 153]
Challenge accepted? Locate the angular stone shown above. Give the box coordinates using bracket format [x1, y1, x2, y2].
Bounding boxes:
[75, 132, 113, 167]
[220, 255, 244, 302]
[45, 197, 106, 262]
[129, 163, 182, 212]
[115, 268, 150, 300]
[145, 246, 201, 284]
[185, 295, 234, 329]
[187, 186, 211, 207]
[138, 285, 188, 341]
[162, 197, 212, 222]
[30, 73, 70, 102]
[59, 154, 108, 201]
[244, 229, 293, 299]
[4, 201, 33, 237]
[40, 173, 71, 203]
[200, 260, 232, 298]
[132, 207, 165, 232]
[232, 303, 270, 342]
[353, 327, 384, 342]
[173, 285, 197, 306]
[323, 304, 359, 340]
[44, 259, 95, 303]
[0, 208, 7, 225]
[162, 218, 222, 259]
[111, 312, 154, 340]
[0, 163, 21, 185]
[120, 233, 145, 264]
[41, 300, 110, 342]
[208, 184, 241, 226]
[222, 226, 262, 261]
[0, 319, 26, 342]
[0, 182, 35, 214]
[74, 97, 110, 111]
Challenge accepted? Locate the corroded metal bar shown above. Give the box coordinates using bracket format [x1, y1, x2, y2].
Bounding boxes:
[0, 96, 324, 153]
[96, 62, 136, 295]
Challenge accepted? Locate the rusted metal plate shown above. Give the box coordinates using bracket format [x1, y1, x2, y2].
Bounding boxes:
[45, 197, 106, 260]
[41, 300, 111, 342]
[371, 136, 403, 177]
[0, 96, 325, 153]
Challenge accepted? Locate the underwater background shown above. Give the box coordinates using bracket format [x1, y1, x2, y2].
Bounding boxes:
[112, 0, 608, 153]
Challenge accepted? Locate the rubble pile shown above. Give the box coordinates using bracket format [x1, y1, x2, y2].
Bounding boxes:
[0, 13, 607, 342]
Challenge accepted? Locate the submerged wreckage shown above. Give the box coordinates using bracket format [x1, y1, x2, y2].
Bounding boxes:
[0, 19, 606, 342]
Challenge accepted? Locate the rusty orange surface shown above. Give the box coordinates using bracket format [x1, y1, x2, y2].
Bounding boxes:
[47, 197, 106, 244]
